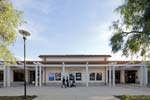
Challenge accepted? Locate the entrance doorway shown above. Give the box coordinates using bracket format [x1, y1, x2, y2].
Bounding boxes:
[13, 70, 24, 82]
[115, 71, 120, 83]
[29, 71, 35, 84]
[148, 70, 150, 85]
[125, 70, 136, 83]
[0, 71, 3, 82]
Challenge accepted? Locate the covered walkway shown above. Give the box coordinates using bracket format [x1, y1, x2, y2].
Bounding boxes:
[0, 61, 149, 87]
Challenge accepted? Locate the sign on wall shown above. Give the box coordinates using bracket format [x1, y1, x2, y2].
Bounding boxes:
[49, 72, 55, 81]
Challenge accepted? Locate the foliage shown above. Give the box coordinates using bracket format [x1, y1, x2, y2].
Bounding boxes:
[0, 96, 36, 100]
[0, 0, 23, 64]
[116, 95, 150, 100]
[110, 0, 150, 60]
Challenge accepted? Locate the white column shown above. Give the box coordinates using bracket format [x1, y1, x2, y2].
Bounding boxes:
[39, 66, 42, 86]
[86, 62, 89, 87]
[140, 66, 144, 86]
[105, 66, 108, 85]
[35, 66, 38, 87]
[121, 69, 125, 83]
[109, 66, 112, 86]
[62, 62, 65, 79]
[112, 66, 115, 86]
[143, 65, 148, 86]
[6, 66, 10, 87]
[42, 67, 45, 84]
[3, 65, 7, 87]
[26, 70, 29, 84]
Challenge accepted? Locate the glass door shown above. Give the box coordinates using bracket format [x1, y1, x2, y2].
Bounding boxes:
[125, 70, 136, 83]
[29, 71, 35, 84]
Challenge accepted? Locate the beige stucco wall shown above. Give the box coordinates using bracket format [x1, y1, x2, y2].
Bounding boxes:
[45, 66, 106, 84]
[45, 67, 62, 83]
[120, 69, 125, 83]
[10, 69, 13, 83]
[88, 67, 106, 83]
[44, 57, 106, 62]
[65, 67, 85, 83]
[137, 67, 142, 83]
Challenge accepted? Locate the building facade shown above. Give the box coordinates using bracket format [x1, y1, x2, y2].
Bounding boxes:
[0, 54, 150, 87]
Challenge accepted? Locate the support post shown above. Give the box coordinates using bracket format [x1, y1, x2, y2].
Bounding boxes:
[109, 66, 112, 86]
[42, 67, 45, 85]
[121, 69, 125, 84]
[86, 62, 89, 87]
[105, 66, 108, 85]
[143, 65, 148, 86]
[35, 66, 38, 87]
[6, 66, 10, 87]
[26, 70, 28, 84]
[62, 62, 65, 79]
[140, 66, 144, 86]
[39, 66, 42, 87]
[3, 65, 6, 87]
[112, 66, 115, 86]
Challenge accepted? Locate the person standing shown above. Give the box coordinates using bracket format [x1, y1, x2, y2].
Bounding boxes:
[66, 77, 69, 87]
[61, 76, 66, 88]
[70, 78, 76, 87]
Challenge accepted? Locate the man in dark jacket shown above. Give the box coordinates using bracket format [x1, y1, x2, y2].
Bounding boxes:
[66, 77, 69, 87]
[61, 77, 66, 88]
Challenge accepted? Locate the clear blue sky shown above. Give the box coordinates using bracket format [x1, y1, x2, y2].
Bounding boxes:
[10, 0, 132, 61]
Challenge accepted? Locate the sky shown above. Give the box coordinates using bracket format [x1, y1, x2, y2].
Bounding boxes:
[9, 0, 136, 61]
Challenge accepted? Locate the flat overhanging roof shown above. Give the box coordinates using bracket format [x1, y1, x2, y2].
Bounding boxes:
[39, 54, 112, 58]
[0, 61, 148, 68]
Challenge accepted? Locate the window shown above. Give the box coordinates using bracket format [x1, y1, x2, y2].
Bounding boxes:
[69, 72, 82, 81]
[0, 71, 3, 82]
[49, 72, 61, 81]
[76, 72, 82, 81]
[69, 73, 75, 81]
[90, 73, 95, 81]
[90, 72, 102, 81]
[55, 72, 61, 81]
[96, 73, 102, 81]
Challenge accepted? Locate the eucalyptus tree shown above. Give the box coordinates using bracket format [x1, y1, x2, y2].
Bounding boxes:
[110, 0, 150, 60]
[0, 0, 23, 63]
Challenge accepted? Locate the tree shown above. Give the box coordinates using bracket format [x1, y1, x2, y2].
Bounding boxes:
[0, 0, 23, 63]
[110, 0, 150, 60]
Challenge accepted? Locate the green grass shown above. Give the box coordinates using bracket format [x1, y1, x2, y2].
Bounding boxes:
[0, 96, 36, 100]
[116, 95, 150, 100]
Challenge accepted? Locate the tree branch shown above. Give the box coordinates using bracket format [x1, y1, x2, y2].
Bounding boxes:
[122, 31, 143, 36]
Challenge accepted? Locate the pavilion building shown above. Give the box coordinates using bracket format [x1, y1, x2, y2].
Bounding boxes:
[0, 54, 149, 87]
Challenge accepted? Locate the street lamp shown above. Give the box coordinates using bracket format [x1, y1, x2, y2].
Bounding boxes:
[19, 29, 30, 99]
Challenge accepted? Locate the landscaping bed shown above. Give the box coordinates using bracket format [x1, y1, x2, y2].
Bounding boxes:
[0, 96, 36, 100]
[116, 95, 150, 100]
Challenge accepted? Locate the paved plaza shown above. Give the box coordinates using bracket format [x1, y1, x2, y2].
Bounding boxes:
[0, 85, 150, 100]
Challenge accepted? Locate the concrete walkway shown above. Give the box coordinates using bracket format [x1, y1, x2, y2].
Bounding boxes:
[0, 85, 150, 100]
[33, 95, 119, 100]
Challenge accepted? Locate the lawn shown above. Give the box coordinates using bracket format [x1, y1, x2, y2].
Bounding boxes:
[116, 95, 150, 100]
[0, 96, 36, 100]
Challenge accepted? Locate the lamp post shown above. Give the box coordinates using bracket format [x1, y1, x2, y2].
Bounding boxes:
[19, 30, 30, 99]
